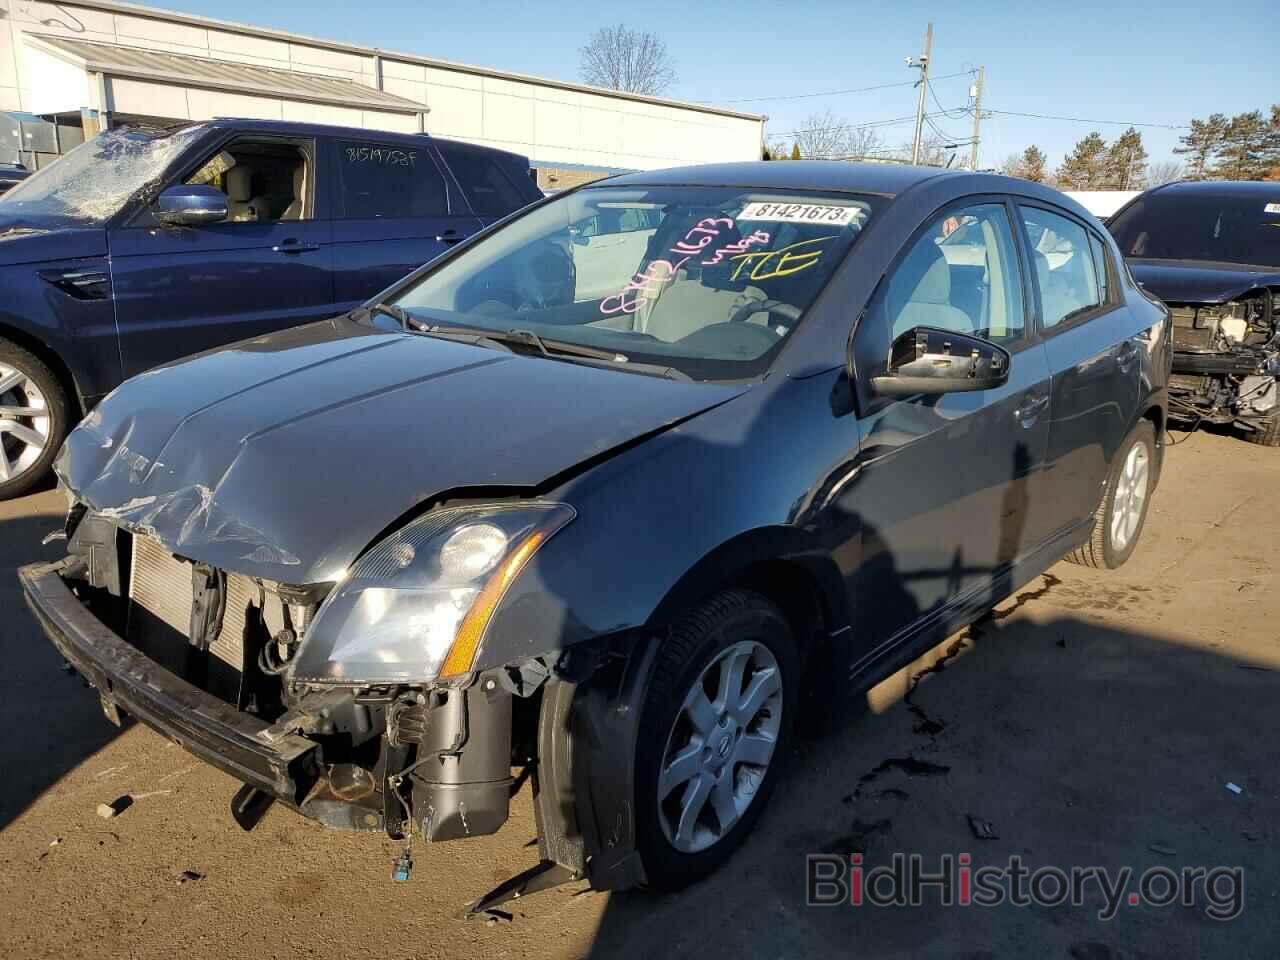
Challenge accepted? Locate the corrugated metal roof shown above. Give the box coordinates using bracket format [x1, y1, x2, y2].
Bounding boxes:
[35, 0, 764, 123]
[26, 34, 425, 115]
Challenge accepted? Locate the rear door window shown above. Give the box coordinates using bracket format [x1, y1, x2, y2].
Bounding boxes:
[436, 144, 531, 217]
[334, 140, 448, 219]
[1019, 207, 1101, 329]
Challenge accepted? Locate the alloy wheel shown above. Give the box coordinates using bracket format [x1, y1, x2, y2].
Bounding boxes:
[0, 362, 52, 485]
[1110, 441, 1149, 552]
[657, 639, 783, 854]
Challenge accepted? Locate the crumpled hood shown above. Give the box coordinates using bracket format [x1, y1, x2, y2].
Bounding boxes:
[1129, 259, 1280, 305]
[0, 219, 106, 266]
[58, 317, 744, 583]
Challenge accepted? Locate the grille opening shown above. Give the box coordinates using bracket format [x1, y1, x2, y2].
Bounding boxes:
[125, 533, 291, 718]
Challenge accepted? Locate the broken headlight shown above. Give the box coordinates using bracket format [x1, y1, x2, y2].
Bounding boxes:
[288, 503, 574, 684]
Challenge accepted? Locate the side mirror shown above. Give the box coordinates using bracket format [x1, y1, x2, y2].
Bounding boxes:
[154, 184, 227, 227]
[871, 326, 1010, 397]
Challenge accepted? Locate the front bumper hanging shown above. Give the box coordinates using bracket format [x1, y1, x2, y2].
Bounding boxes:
[19, 558, 323, 804]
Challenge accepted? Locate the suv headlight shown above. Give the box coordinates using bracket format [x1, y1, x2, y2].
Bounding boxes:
[288, 503, 574, 684]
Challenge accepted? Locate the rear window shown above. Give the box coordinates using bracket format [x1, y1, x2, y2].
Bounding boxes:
[334, 140, 448, 219]
[437, 144, 533, 217]
[1108, 192, 1280, 268]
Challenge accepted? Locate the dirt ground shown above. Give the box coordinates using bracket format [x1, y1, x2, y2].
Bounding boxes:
[1, 428, 1277, 959]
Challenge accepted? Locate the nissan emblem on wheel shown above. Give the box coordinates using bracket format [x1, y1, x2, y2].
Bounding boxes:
[19, 161, 1170, 910]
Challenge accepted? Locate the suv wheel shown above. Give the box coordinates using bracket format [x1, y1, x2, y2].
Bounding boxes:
[1066, 421, 1155, 569]
[0, 340, 68, 500]
[635, 589, 797, 889]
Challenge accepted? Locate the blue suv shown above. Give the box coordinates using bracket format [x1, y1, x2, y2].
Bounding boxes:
[0, 119, 541, 497]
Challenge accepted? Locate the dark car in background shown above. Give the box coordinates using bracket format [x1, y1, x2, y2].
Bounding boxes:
[21, 163, 1167, 906]
[0, 119, 541, 497]
[0, 163, 29, 195]
[1109, 180, 1280, 445]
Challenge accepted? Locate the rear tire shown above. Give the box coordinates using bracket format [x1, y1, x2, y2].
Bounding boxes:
[634, 589, 798, 890]
[1066, 421, 1155, 569]
[1242, 403, 1280, 447]
[0, 340, 68, 500]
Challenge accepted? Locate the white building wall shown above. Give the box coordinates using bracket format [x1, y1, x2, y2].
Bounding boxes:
[0, 0, 763, 168]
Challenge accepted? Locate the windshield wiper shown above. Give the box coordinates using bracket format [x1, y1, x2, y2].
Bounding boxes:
[401, 316, 693, 381]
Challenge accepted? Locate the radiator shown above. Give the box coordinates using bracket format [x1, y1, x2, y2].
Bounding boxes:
[128, 534, 256, 673]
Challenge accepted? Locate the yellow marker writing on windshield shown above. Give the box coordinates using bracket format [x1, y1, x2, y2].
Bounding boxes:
[730, 236, 834, 281]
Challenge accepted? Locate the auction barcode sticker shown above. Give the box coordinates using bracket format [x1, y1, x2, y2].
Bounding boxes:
[739, 202, 863, 226]
[1265, 202, 1280, 214]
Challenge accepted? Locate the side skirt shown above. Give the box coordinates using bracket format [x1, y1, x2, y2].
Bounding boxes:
[847, 518, 1090, 691]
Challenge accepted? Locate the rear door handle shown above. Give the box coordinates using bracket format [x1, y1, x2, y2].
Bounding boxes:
[1014, 393, 1050, 425]
[273, 238, 320, 254]
[1116, 340, 1139, 370]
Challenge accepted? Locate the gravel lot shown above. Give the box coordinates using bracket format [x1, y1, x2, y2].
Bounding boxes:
[1, 428, 1276, 959]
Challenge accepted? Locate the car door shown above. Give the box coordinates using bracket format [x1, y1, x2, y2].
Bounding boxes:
[842, 199, 1053, 656]
[1015, 203, 1141, 540]
[327, 138, 482, 313]
[109, 134, 334, 378]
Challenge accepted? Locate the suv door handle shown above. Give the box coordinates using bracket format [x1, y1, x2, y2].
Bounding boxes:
[1014, 393, 1050, 425]
[435, 229, 466, 245]
[273, 239, 319, 254]
[1116, 340, 1139, 371]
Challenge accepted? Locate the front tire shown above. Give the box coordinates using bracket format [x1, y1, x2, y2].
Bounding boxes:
[1066, 421, 1155, 569]
[635, 589, 798, 890]
[0, 340, 68, 500]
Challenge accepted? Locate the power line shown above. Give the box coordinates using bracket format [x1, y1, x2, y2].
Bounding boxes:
[772, 110, 964, 139]
[692, 70, 973, 106]
[984, 108, 1186, 130]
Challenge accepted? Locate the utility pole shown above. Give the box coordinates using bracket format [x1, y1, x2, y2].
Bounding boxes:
[969, 66, 984, 171]
[908, 22, 933, 165]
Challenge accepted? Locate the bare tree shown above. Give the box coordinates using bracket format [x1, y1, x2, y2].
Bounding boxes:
[579, 25, 676, 96]
[1146, 160, 1184, 186]
[791, 110, 884, 160]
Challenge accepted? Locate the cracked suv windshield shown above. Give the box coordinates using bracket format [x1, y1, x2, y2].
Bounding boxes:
[394, 186, 874, 379]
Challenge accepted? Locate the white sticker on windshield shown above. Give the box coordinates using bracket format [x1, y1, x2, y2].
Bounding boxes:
[739, 202, 863, 226]
[1265, 202, 1280, 214]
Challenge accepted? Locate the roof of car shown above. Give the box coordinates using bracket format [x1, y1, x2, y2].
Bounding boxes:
[1145, 179, 1280, 198]
[200, 118, 529, 162]
[606, 161, 965, 197]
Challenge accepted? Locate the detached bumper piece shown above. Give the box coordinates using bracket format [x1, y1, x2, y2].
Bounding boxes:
[19, 559, 322, 805]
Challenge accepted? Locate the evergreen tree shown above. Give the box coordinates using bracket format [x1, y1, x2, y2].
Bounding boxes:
[1103, 128, 1148, 189]
[790, 143, 802, 161]
[1173, 114, 1226, 180]
[1210, 110, 1276, 180]
[1005, 145, 1048, 182]
[1056, 132, 1108, 189]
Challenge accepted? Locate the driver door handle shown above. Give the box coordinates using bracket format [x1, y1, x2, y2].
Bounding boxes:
[436, 229, 466, 245]
[1014, 393, 1050, 425]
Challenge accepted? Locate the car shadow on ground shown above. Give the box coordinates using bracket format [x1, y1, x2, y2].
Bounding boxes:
[0, 512, 127, 830]
[581, 604, 1280, 958]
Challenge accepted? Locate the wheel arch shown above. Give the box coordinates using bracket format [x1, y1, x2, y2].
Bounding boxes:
[0, 320, 85, 418]
[647, 526, 849, 656]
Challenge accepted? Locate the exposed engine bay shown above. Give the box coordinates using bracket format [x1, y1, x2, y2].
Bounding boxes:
[1166, 287, 1280, 442]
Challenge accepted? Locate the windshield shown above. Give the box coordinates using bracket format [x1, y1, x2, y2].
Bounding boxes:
[0, 125, 205, 228]
[1109, 192, 1280, 269]
[392, 185, 875, 379]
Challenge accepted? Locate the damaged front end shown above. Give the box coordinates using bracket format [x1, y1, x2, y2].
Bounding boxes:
[1166, 287, 1280, 441]
[21, 494, 651, 907]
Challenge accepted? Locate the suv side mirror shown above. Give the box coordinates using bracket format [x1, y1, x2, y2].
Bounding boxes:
[154, 184, 227, 227]
[871, 326, 1010, 397]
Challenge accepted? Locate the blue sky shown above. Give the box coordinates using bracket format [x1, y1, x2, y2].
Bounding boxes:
[153, 0, 1276, 172]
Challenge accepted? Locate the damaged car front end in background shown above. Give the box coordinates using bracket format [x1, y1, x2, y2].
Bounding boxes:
[1109, 182, 1280, 445]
